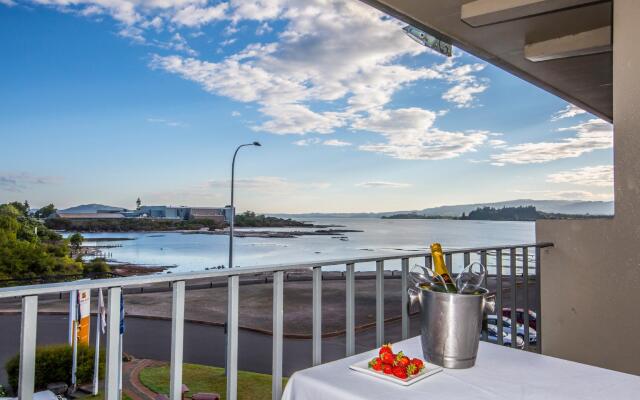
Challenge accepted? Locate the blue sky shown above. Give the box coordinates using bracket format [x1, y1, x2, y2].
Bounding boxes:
[0, 0, 613, 213]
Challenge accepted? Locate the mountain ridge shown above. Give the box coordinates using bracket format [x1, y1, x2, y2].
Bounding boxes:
[59, 203, 128, 214]
[271, 199, 614, 218]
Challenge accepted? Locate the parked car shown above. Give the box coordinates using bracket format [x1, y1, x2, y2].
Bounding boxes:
[487, 315, 537, 344]
[486, 324, 524, 348]
[502, 308, 537, 330]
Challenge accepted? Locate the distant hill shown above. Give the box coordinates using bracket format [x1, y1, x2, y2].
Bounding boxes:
[418, 199, 613, 217]
[59, 204, 128, 214]
[273, 199, 614, 219]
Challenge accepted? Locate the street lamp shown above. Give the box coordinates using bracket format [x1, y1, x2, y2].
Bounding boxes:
[228, 141, 261, 269]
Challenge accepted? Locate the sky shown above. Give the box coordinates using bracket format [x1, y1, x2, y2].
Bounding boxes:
[0, 0, 614, 213]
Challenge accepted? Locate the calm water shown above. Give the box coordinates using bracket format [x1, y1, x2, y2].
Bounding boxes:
[78, 218, 534, 273]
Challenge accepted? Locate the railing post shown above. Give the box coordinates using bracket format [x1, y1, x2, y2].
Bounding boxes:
[463, 252, 470, 268]
[510, 248, 517, 348]
[226, 275, 239, 400]
[19, 295, 38, 400]
[105, 287, 121, 400]
[445, 253, 453, 273]
[535, 246, 542, 353]
[272, 271, 284, 400]
[345, 263, 355, 356]
[170, 281, 185, 400]
[401, 258, 409, 340]
[312, 267, 322, 366]
[376, 260, 384, 347]
[480, 250, 488, 341]
[496, 249, 504, 346]
[523, 247, 530, 351]
[480, 250, 488, 289]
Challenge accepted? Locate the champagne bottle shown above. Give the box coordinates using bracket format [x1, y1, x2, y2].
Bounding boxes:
[430, 243, 458, 293]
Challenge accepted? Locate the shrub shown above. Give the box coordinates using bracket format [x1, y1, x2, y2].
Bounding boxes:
[84, 258, 111, 274]
[5, 344, 104, 392]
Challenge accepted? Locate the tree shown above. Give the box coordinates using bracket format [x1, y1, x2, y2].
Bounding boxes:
[68, 233, 84, 252]
[8, 201, 29, 217]
[0, 203, 82, 279]
[35, 204, 56, 219]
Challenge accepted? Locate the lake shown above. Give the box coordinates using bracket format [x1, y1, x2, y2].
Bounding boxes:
[77, 218, 535, 273]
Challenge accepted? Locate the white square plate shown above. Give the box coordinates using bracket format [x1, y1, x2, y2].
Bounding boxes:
[349, 357, 443, 386]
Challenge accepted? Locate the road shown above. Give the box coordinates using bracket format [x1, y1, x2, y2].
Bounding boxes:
[0, 314, 422, 387]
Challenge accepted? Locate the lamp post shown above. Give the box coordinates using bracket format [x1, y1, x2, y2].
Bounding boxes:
[225, 141, 260, 377]
[228, 142, 261, 268]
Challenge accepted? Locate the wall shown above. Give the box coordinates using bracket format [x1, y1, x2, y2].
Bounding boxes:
[536, 0, 640, 375]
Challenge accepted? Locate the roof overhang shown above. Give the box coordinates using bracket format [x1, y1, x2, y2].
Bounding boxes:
[360, 0, 613, 122]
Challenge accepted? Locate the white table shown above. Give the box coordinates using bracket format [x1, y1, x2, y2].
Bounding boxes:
[282, 336, 640, 400]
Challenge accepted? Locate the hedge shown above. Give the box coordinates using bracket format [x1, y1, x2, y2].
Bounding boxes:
[5, 344, 104, 392]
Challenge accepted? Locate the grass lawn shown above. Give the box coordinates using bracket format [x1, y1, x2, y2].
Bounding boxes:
[139, 364, 288, 400]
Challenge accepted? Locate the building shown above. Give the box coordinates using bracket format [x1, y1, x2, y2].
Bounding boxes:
[54, 206, 231, 223]
[188, 207, 226, 223]
[51, 212, 125, 220]
[135, 206, 190, 220]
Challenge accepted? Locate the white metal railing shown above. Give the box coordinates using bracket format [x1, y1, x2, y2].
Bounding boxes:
[0, 242, 552, 400]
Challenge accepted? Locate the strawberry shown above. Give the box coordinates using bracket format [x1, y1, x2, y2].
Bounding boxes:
[380, 351, 395, 365]
[392, 366, 408, 379]
[383, 364, 393, 375]
[379, 343, 393, 357]
[368, 357, 383, 371]
[395, 352, 410, 368]
[411, 358, 424, 370]
[406, 364, 419, 376]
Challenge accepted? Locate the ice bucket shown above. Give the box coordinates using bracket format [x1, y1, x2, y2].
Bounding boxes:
[419, 286, 488, 369]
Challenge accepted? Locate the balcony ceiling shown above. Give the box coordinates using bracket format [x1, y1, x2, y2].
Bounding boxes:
[360, 0, 613, 122]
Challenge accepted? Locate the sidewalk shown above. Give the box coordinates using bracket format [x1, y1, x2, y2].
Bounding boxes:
[122, 359, 164, 400]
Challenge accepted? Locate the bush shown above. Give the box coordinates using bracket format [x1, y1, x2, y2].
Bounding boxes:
[5, 344, 104, 392]
[84, 257, 111, 274]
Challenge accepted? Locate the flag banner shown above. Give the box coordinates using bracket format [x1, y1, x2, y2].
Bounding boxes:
[119, 293, 125, 335]
[98, 288, 107, 334]
[77, 289, 91, 345]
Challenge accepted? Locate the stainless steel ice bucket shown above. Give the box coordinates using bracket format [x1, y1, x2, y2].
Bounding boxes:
[419, 286, 488, 369]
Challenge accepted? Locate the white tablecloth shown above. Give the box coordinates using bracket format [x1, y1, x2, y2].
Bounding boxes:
[281, 336, 640, 400]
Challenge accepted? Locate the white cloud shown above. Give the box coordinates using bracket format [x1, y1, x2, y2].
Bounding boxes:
[488, 139, 507, 148]
[171, 3, 228, 27]
[354, 108, 488, 160]
[208, 176, 330, 192]
[256, 22, 272, 35]
[147, 117, 186, 127]
[231, 111, 241, 117]
[551, 104, 586, 121]
[294, 138, 352, 147]
[293, 138, 320, 146]
[323, 139, 351, 147]
[0, 172, 60, 192]
[547, 165, 613, 187]
[436, 58, 489, 108]
[356, 181, 412, 188]
[221, 38, 236, 47]
[148, 0, 489, 139]
[153, 33, 198, 56]
[491, 119, 612, 165]
[0, 0, 16, 7]
[23, 0, 491, 155]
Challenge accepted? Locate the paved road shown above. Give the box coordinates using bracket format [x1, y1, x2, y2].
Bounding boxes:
[0, 314, 422, 387]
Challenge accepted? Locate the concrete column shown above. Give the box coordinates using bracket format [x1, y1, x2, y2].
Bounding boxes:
[536, 0, 640, 375]
[613, 0, 640, 219]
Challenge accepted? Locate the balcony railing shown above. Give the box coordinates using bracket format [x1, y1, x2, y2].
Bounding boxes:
[0, 242, 552, 400]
